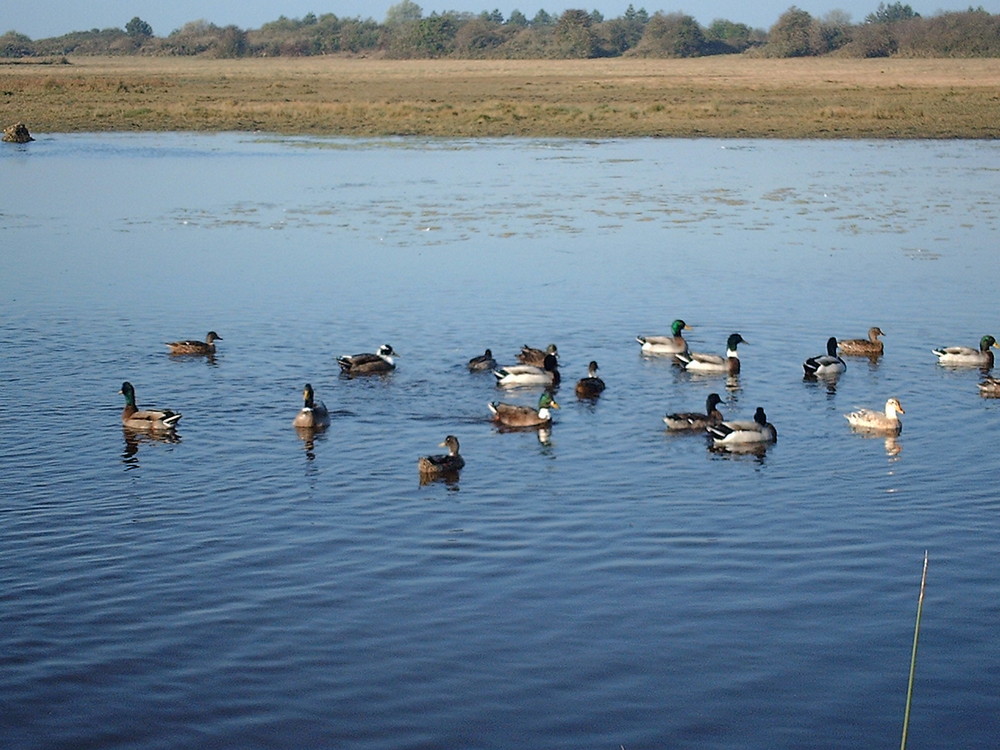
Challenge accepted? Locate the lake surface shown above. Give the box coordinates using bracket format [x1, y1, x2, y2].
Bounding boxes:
[3, 134, 999, 749]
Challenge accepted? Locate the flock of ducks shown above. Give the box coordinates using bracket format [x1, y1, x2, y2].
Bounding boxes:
[119, 323, 1000, 475]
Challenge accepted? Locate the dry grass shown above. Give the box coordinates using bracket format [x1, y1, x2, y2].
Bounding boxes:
[2, 56, 999, 138]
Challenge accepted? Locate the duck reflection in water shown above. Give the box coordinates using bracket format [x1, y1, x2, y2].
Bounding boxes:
[121, 427, 181, 466]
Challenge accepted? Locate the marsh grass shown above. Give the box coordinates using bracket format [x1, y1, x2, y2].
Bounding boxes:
[2, 56, 999, 138]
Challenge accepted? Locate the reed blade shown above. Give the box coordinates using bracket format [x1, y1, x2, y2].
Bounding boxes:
[900, 550, 929, 750]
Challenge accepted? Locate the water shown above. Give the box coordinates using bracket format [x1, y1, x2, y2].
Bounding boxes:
[3, 134, 1000, 749]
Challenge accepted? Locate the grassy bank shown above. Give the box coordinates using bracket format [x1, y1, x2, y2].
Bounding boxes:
[2, 56, 999, 138]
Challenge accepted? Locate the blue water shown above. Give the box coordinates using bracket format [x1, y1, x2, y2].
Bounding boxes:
[2, 134, 999, 749]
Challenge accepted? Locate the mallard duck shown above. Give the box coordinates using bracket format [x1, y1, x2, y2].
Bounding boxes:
[636, 319, 691, 355]
[119, 381, 182, 431]
[468, 348, 497, 372]
[517, 343, 558, 366]
[493, 353, 560, 388]
[978, 377, 1000, 397]
[803, 337, 847, 378]
[707, 406, 777, 446]
[838, 327, 884, 357]
[845, 397, 904, 435]
[933, 335, 998, 368]
[664, 392, 724, 431]
[676, 333, 745, 374]
[489, 391, 559, 427]
[292, 383, 330, 429]
[165, 331, 222, 355]
[418, 435, 465, 475]
[338, 344, 396, 374]
[575, 361, 605, 398]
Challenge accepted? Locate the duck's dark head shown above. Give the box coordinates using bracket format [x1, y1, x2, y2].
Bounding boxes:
[672, 319, 690, 335]
[440, 435, 460, 455]
[706, 392, 723, 410]
[981, 335, 998, 351]
[302, 383, 315, 407]
[727, 333, 745, 350]
[826, 337, 839, 356]
[753, 407, 768, 426]
[119, 381, 136, 404]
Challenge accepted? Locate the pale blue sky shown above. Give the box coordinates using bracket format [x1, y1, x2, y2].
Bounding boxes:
[7, 0, 998, 39]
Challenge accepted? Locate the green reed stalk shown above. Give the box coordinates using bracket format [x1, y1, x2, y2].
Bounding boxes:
[900, 550, 929, 750]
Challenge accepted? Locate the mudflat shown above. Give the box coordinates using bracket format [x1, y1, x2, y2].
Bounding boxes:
[2, 56, 999, 138]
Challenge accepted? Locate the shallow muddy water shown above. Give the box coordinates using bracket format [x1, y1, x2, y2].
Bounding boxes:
[2, 134, 999, 749]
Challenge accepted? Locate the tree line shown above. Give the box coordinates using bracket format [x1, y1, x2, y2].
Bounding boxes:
[3, 3, 1000, 59]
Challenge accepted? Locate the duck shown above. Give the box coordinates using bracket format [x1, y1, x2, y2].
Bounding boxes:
[467, 348, 497, 372]
[676, 333, 745, 374]
[493, 353, 560, 388]
[118, 381, 182, 431]
[845, 397, 904, 435]
[489, 391, 559, 427]
[978, 377, 1000, 397]
[337, 344, 397, 375]
[575, 361, 605, 398]
[803, 337, 847, 378]
[664, 392, 724, 431]
[838, 327, 884, 357]
[292, 383, 330, 429]
[517, 343, 558, 366]
[636, 319, 691, 355]
[932, 335, 998, 368]
[165, 330, 222, 355]
[707, 406, 777, 446]
[418, 435, 465, 475]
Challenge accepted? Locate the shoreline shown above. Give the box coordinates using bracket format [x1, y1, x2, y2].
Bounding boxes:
[2, 56, 999, 139]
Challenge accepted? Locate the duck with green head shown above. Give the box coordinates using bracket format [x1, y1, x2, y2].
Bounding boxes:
[677, 333, 745, 375]
[636, 319, 691, 355]
[489, 391, 559, 427]
[119, 381, 182, 431]
[933, 335, 998, 368]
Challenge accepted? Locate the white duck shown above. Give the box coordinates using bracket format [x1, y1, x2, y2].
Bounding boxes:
[845, 397, 904, 435]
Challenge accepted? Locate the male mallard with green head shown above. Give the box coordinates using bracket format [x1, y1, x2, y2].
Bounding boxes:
[933, 335, 998, 368]
[677, 333, 745, 374]
[636, 319, 691, 355]
[489, 391, 559, 427]
[119, 381, 182, 431]
[165, 331, 222, 355]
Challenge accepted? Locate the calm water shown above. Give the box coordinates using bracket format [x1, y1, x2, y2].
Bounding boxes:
[3, 134, 999, 749]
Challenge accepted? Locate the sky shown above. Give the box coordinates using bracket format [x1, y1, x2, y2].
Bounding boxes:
[6, 0, 999, 39]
